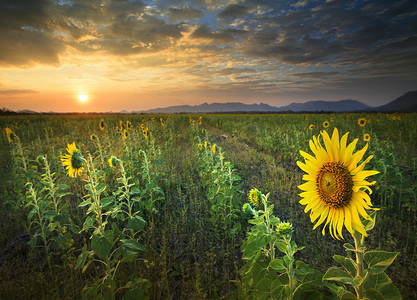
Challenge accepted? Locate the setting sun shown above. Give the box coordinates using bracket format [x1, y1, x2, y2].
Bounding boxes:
[78, 94, 88, 102]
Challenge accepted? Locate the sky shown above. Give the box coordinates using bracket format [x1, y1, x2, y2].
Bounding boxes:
[0, 0, 416, 112]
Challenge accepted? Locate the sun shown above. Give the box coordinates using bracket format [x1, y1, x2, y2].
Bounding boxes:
[78, 94, 88, 102]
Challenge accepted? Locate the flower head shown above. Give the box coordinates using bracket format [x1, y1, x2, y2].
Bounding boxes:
[90, 134, 97, 141]
[297, 128, 379, 239]
[123, 129, 129, 139]
[126, 120, 132, 130]
[99, 119, 105, 131]
[323, 121, 329, 128]
[248, 188, 261, 207]
[108, 155, 120, 167]
[5, 127, 17, 142]
[212, 144, 216, 154]
[61, 142, 85, 178]
[358, 118, 366, 127]
[198, 143, 203, 150]
[309, 124, 314, 130]
[363, 133, 370, 142]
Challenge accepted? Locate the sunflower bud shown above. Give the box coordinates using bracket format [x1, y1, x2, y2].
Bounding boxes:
[277, 222, 293, 236]
[108, 155, 120, 167]
[37, 155, 46, 164]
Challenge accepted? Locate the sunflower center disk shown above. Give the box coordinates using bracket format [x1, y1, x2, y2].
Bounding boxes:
[316, 162, 353, 208]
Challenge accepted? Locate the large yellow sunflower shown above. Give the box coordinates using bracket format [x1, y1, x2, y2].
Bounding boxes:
[61, 142, 85, 178]
[297, 128, 379, 239]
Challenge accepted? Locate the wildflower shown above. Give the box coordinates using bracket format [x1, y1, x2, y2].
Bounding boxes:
[309, 124, 314, 130]
[212, 144, 216, 154]
[90, 134, 97, 141]
[99, 119, 105, 131]
[364, 133, 370, 142]
[297, 128, 379, 239]
[323, 121, 329, 128]
[277, 222, 293, 236]
[108, 155, 120, 167]
[248, 188, 261, 207]
[5, 127, 17, 142]
[358, 118, 366, 127]
[61, 142, 85, 178]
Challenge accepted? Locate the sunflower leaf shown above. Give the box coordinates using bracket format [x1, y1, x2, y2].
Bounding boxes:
[364, 250, 399, 274]
[333, 255, 357, 277]
[323, 267, 355, 285]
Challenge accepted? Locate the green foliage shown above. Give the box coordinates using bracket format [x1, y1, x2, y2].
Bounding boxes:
[240, 190, 325, 299]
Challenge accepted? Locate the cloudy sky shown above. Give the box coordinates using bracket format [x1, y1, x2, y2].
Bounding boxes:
[0, 0, 416, 112]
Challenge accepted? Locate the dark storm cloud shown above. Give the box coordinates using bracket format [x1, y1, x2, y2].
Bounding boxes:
[217, 4, 252, 19]
[0, 0, 64, 66]
[167, 7, 204, 22]
[190, 25, 246, 42]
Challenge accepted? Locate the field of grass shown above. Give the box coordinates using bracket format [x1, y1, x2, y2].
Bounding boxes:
[0, 113, 416, 299]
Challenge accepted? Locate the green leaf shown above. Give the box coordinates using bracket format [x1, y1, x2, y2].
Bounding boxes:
[127, 216, 146, 232]
[57, 184, 70, 190]
[269, 258, 285, 271]
[364, 288, 384, 300]
[343, 243, 355, 251]
[75, 244, 88, 270]
[131, 187, 141, 195]
[364, 250, 399, 274]
[333, 255, 357, 277]
[44, 210, 58, 219]
[29, 235, 37, 250]
[256, 278, 273, 293]
[323, 267, 357, 286]
[276, 241, 287, 253]
[363, 273, 401, 300]
[101, 197, 114, 208]
[122, 239, 145, 254]
[79, 199, 91, 207]
[91, 234, 113, 260]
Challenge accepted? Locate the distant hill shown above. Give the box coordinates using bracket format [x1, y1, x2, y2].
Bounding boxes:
[137, 102, 280, 113]
[278, 99, 370, 112]
[141, 99, 371, 113]
[372, 91, 417, 112]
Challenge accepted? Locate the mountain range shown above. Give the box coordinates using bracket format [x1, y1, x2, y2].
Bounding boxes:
[137, 91, 417, 113]
[2, 91, 416, 114]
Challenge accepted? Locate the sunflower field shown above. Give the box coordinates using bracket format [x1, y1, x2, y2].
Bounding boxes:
[0, 113, 416, 299]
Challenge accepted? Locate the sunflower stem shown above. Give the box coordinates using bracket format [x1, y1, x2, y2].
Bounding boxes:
[353, 229, 365, 299]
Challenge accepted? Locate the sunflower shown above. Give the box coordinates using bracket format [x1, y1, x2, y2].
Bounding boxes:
[323, 121, 329, 128]
[108, 155, 119, 167]
[90, 134, 97, 141]
[99, 119, 105, 131]
[212, 144, 216, 154]
[198, 143, 203, 150]
[309, 124, 314, 130]
[364, 133, 370, 142]
[297, 128, 379, 239]
[160, 118, 165, 127]
[61, 142, 85, 178]
[126, 120, 132, 130]
[204, 141, 208, 148]
[123, 129, 129, 139]
[5, 127, 17, 143]
[248, 188, 261, 207]
[330, 117, 334, 122]
[358, 118, 366, 127]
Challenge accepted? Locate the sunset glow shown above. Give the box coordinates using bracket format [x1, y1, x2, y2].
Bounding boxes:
[78, 95, 88, 103]
[0, 0, 416, 112]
